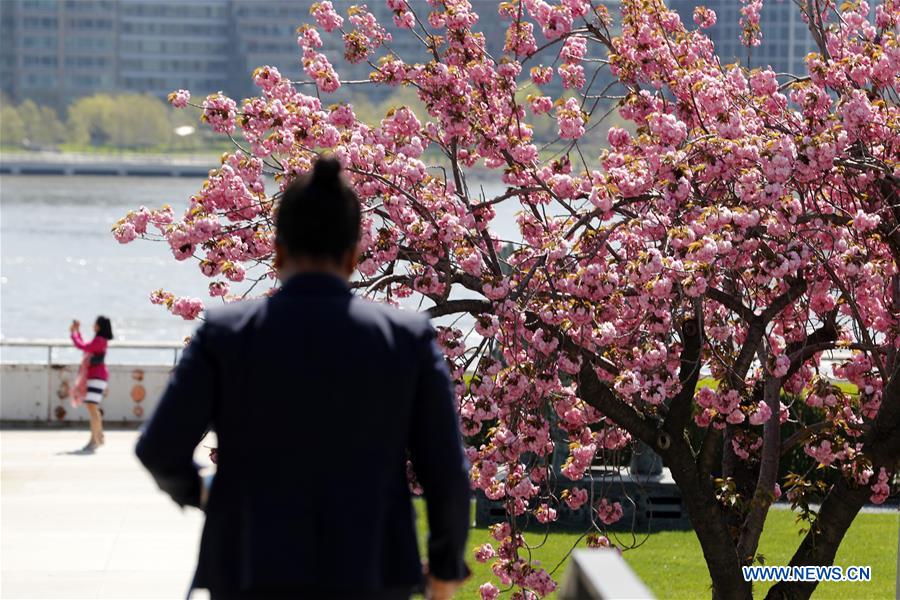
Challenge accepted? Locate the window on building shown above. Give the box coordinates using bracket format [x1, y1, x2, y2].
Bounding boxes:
[24, 73, 55, 87]
[23, 16, 58, 28]
[22, 35, 57, 49]
[67, 18, 114, 30]
[23, 55, 58, 67]
[22, 0, 57, 12]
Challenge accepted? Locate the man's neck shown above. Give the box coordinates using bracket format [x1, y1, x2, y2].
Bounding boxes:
[278, 264, 347, 283]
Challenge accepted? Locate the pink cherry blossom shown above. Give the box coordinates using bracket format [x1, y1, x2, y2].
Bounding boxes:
[739, 0, 763, 47]
[201, 93, 237, 134]
[749, 402, 772, 426]
[310, 1, 343, 33]
[693, 6, 717, 28]
[475, 543, 496, 563]
[530, 66, 553, 85]
[167, 89, 190, 108]
[479, 582, 500, 600]
[870, 468, 890, 504]
[596, 498, 623, 525]
[171, 296, 204, 320]
[556, 97, 585, 139]
[113, 221, 136, 244]
[564, 487, 589, 510]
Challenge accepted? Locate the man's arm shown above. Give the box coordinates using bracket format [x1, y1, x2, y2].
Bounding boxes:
[135, 323, 217, 508]
[409, 323, 471, 583]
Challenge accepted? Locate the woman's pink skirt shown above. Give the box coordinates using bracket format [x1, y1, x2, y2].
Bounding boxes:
[70, 355, 90, 408]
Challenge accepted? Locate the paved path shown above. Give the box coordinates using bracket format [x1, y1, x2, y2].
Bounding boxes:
[1, 430, 213, 599]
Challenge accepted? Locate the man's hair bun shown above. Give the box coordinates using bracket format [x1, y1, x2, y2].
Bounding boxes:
[275, 156, 361, 263]
[311, 157, 343, 184]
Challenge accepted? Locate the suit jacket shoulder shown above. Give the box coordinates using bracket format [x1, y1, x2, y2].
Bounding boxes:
[346, 297, 437, 365]
[202, 292, 432, 351]
[351, 297, 433, 338]
[202, 298, 267, 335]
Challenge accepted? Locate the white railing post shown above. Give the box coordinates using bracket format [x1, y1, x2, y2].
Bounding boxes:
[46, 344, 53, 421]
[559, 549, 655, 599]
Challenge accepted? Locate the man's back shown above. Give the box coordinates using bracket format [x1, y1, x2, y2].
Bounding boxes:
[136, 273, 471, 598]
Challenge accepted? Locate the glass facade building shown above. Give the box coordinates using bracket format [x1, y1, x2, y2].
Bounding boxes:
[2, 0, 818, 110]
[667, 0, 819, 75]
[117, 0, 230, 98]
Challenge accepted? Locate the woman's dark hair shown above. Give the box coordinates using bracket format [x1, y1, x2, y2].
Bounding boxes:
[95, 316, 113, 340]
[275, 157, 361, 263]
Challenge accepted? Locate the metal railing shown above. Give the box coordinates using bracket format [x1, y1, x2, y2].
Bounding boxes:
[0, 338, 184, 367]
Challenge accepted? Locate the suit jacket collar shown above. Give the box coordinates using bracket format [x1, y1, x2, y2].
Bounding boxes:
[280, 272, 351, 297]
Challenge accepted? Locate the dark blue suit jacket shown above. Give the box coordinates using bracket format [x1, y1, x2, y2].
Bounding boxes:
[136, 273, 470, 596]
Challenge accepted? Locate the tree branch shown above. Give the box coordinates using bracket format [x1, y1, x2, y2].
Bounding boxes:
[768, 333, 900, 600]
[780, 421, 832, 457]
[736, 373, 783, 563]
[427, 299, 492, 318]
[730, 276, 808, 390]
[706, 286, 755, 323]
[665, 316, 703, 439]
[783, 316, 839, 381]
[576, 359, 659, 448]
[697, 426, 722, 478]
[765, 478, 869, 600]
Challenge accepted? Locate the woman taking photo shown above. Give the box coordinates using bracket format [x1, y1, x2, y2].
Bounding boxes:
[70, 316, 113, 452]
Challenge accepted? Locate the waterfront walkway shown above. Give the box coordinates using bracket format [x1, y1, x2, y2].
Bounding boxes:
[1, 430, 212, 599]
[0, 151, 216, 177]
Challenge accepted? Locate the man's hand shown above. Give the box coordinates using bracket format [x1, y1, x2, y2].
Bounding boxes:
[426, 574, 465, 600]
[199, 472, 214, 510]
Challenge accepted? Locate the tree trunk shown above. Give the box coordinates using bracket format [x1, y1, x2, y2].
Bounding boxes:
[722, 425, 758, 546]
[763, 478, 869, 600]
[736, 375, 783, 563]
[664, 440, 753, 600]
[767, 363, 900, 599]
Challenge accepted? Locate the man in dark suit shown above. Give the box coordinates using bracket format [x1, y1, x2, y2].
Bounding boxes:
[136, 158, 471, 600]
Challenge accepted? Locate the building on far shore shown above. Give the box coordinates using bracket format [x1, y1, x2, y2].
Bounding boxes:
[1, 0, 120, 107]
[117, 0, 231, 99]
[1, 0, 234, 107]
[667, 0, 820, 76]
[2, 0, 827, 112]
[2, 0, 624, 109]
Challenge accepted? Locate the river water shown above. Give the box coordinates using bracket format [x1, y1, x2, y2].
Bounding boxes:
[1, 176, 212, 363]
[1, 174, 516, 363]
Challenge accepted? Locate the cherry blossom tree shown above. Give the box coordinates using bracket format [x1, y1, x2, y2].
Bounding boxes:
[115, 1, 899, 598]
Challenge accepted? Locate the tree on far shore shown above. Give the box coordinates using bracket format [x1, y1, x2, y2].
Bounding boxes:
[7, 99, 66, 149]
[0, 98, 25, 146]
[67, 94, 173, 149]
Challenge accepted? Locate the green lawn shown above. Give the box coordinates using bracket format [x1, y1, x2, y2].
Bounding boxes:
[414, 502, 898, 599]
[695, 378, 859, 396]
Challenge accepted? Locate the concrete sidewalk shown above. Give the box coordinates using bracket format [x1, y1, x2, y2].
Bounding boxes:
[1, 430, 213, 599]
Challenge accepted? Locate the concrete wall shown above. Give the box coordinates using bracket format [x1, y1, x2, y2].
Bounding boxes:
[1, 363, 172, 425]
